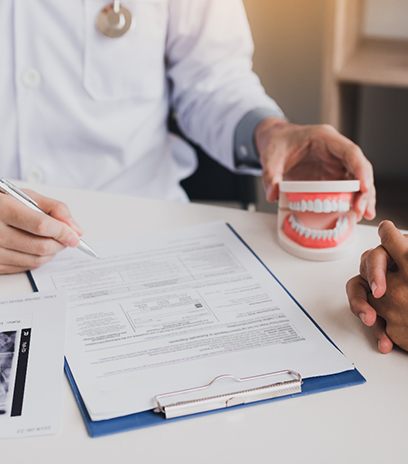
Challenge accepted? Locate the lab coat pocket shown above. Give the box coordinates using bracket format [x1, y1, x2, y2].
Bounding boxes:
[83, 0, 168, 101]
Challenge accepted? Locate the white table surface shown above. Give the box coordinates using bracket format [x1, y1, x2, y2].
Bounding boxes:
[2, 184, 407, 464]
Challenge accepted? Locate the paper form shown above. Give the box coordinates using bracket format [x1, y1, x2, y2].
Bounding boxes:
[33, 223, 354, 420]
[0, 293, 65, 438]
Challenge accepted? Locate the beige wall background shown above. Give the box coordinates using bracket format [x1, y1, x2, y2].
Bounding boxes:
[244, 0, 326, 124]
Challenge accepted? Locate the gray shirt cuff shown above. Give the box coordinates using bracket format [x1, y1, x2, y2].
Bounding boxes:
[234, 107, 285, 170]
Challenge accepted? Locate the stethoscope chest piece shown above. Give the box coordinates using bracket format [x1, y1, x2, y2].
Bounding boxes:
[96, 1, 132, 38]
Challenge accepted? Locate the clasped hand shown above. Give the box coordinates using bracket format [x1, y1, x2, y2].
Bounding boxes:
[347, 221, 408, 353]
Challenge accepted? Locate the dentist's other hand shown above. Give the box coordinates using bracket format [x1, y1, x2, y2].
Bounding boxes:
[0, 189, 82, 274]
[346, 221, 408, 353]
[255, 119, 376, 221]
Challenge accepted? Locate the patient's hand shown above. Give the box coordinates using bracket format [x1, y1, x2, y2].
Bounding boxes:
[347, 221, 408, 353]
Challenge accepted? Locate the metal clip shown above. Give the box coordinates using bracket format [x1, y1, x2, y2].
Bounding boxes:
[154, 369, 302, 419]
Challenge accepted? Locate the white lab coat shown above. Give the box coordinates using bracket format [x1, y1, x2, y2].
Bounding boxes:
[0, 0, 282, 201]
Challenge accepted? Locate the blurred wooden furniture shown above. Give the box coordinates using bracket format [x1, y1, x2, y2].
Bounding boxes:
[322, 0, 408, 140]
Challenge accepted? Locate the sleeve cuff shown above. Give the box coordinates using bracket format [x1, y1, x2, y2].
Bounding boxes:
[234, 107, 285, 170]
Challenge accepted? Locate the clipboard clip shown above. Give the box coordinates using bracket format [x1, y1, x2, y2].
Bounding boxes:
[154, 369, 302, 419]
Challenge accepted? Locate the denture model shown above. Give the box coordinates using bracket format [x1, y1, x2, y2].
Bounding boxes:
[278, 180, 360, 261]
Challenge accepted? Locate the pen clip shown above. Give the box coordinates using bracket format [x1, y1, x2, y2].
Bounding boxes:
[0, 178, 39, 207]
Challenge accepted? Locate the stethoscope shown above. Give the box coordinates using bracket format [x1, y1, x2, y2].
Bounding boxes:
[96, 1, 132, 38]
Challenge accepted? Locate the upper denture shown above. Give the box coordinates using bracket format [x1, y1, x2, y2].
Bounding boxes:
[286, 192, 353, 214]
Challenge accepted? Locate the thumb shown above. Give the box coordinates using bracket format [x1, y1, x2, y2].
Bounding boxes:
[262, 151, 288, 202]
[265, 174, 283, 202]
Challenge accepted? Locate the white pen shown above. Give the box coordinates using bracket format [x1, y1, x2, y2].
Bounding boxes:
[0, 178, 98, 258]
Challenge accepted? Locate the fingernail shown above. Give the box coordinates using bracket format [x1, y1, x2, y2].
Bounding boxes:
[67, 235, 79, 247]
[371, 282, 378, 297]
[359, 313, 367, 325]
[377, 339, 389, 354]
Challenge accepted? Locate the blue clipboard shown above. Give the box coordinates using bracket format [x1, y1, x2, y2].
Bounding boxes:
[27, 223, 365, 438]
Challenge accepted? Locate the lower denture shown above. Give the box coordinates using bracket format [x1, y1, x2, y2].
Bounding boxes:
[283, 214, 352, 249]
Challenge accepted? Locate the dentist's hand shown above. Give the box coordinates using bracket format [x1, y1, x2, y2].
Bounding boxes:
[0, 190, 82, 274]
[255, 119, 376, 221]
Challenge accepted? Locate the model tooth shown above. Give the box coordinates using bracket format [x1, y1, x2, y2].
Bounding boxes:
[307, 200, 313, 211]
[333, 230, 339, 240]
[299, 225, 306, 236]
[331, 200, 338, 212]
[328, 230, 334, 240]
[341, 217, 349, 231]
[304, 228, 311, 238]
[301, 200, 307, 212]
[314, 199, 323, 213]
[317, 230, 323, 239]
[311, 231, 318, 239]
[339, 200, 350, 212]
[323, 199, 332, 213]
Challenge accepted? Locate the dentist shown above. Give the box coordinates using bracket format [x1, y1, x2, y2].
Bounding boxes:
[0, 0, 375, 273]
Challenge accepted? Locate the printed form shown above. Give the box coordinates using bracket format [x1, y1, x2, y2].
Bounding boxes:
[32, 223, 354, 421]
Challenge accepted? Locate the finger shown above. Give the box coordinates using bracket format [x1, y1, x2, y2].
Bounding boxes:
[352, 192, 367, 222]
[353, 186, 376, 221]
[378, 220, 408, 269]
[263, 172, 282, 203]
[0, 223, 65, 256]
[359, 246, 390, 298]
[346, 275, 377, 326]
[323, 129, 374, 193]
[1, 196, 80, 248]
[262, 146, 288, 203]
[364, 184, 376, 220]
[0, 264, 29, 275]
[0, 247, 54, 270]
[372, 317, 394, 354]
[23, 190, 83, 236]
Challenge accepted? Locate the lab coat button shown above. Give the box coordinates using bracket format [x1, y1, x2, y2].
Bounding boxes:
[21, 68, 42, 89]
[27, 167, 45, 183]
